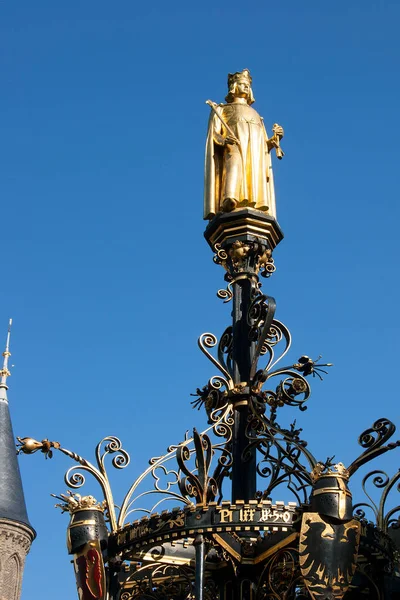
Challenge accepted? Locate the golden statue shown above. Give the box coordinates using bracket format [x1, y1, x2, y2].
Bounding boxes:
[204, 69, 284, 220]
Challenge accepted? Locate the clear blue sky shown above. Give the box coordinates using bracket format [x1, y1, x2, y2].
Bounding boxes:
[1, 1, 400, 597]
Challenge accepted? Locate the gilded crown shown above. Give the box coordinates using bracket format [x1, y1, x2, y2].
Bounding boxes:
[227, 69, 252, 88]
[310, 461, 350, 484]
[52, 491, 107, 514]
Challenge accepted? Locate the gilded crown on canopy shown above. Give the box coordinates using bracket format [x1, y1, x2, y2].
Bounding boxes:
[52, 491, 106, 515]
[227, 69, 252, 88]
[310, 461, 350, 484]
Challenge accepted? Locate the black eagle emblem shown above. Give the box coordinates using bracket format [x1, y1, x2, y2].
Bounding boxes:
[299, 513, 361, 600]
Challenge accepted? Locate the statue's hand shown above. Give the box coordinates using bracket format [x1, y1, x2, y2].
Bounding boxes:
[224, 135, 240, 146]
[272, 124, 284, 139]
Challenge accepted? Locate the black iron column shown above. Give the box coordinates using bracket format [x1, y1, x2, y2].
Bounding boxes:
[231, 275, 257, 502]
[194, 534, 205, 600]
[204, 210, 283, 506]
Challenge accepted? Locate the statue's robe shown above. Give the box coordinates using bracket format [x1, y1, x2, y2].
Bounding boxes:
[204, 102, 276, 220]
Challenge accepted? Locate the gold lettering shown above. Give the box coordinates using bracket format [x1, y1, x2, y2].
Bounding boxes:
[220, 509, 233, 523]
[259, 508, 273, 522]
[259, 508, 292, 523]
[239, 508, 256, 522]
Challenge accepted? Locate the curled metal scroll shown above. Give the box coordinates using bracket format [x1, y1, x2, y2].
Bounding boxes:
[353, 468, 400, 531]
[248, 294, 277, 381]
[217, 282, 233, 303]
[17, 435, 130, 532]
[198, 332, 234, 390]
[348, 418, 400, 476]
[252, 319, 292, 390]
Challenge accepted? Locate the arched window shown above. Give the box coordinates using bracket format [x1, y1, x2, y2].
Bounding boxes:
[1, 554, 21, 600]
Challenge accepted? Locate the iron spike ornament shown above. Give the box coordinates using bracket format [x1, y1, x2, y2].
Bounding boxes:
[15, 71, 400, 600]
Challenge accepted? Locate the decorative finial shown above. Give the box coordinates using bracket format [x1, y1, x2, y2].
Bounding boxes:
[0, 318, 12, 389]
[16, 437, 61, 459]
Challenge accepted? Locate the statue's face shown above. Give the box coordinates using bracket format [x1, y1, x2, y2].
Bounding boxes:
[236, 81, 250, 98]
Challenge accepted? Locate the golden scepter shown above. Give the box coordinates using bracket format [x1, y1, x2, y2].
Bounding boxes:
[272, 123, 284, 159]
[205, 100, 241, 146]
[205, 100, 248, 200]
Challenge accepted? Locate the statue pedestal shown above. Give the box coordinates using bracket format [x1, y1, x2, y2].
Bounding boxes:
[204, 208, 283, 252]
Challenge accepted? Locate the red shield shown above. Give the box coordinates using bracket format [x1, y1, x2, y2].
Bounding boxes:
[74, 540, 106, 600]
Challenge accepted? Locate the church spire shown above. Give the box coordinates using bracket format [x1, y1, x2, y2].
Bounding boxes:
[0, 319, 13, 401]
[0, 319, 35, 600]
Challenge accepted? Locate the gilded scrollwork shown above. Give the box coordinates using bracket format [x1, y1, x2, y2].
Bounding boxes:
[115, 401, 234, 526]
[259, 251, 276, 278]
[217, 283, 233, 303]
[212, 241, 277, 281]
[18, 399, 235, 530]
[17, 435, 129, 531]
[213, 243, 228, 268]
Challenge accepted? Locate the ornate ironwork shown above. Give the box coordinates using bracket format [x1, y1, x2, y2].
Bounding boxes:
[353, 469, 400, 531]
[177, 429, 218, 505]
[14, 71, 400, 600]
[257, 547, 300, 600]
[17, 435, 129, 531]
[198, 332, 234, 392]
[212, 241, 276, 280]
[119, 563, 219, 600]
[17, 400, 234, 528]
[18, 274, 400, 600]
[348, 418, 400, 476]
[120, 564, 196, 600]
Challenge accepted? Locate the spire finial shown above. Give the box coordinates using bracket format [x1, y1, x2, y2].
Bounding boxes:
[0, 318, 12, 388]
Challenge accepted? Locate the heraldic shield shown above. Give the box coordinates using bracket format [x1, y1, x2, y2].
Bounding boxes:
[63, 496, 108, 600]
[73, 539, 107, 600]
[299, 513, 361, 600]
